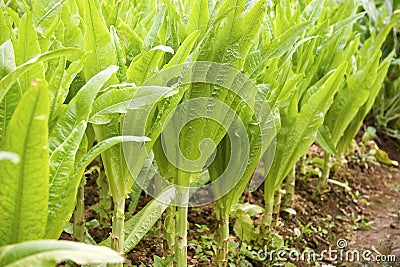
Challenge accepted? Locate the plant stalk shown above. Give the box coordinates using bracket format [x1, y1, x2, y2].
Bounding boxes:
[271, 187, 282, 228]
[314, 151, 331, 200]
[300, 154, 307, 176]
[174, 169, 192, 267]
[216, 212, 229, 267]
[109, 198, 125, 267]
[261, 186, 275, 236]
[175, 188, 188, 267]
[282, 166, 296, 212]
[73, 176, 86, 242]
[163, 205, 175, 259]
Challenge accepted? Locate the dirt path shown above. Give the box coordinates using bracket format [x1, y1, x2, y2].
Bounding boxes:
[350, 166, 400, 266]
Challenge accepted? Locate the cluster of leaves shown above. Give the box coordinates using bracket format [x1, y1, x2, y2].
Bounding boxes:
[0, 0, 397, 266]
[365, 0, 400, 140]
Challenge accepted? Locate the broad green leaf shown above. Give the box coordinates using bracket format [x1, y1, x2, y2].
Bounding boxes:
[325, 75, 369, 146]
[266, 63, 346, 192]
[110, 26, 127, 80]
[123, 186, 175, 252]
[45, 121, 87, 239]
[163, 30, 200, 69]
[0, 240, 123, 267]
[46, 135, 150, 239]
[301, 0, 324, 21]
[231, 203, 264, 217]
[0, 79, 49, 246]
[58, 1, 83, 48]
[317, 125, 336, 156]
[233, 212, 259, 242]
[89, 85, 178, 124]
[0, 40, 20, 147]
[33, 0, 63, 35]
[14, 12, 45, 93]
[48, 57, 66, 124]
[185, 0, 209, 37]
[142, 4, 166, 51]
[250, 21, 312, 78]
[127, 152, 156, 217]
[126, 45, 174, 85]
[49, 65, 119, 153]
[83, 0, 117, 81]
[264, 21, 312, 60]
[337, 54, 393, 154]
[0, 9, 12, 44]
[0, 47, 82, 103]
[115, 20, 143, 59]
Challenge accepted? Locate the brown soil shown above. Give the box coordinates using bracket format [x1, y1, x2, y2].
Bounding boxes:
[349, 166, 400, 266]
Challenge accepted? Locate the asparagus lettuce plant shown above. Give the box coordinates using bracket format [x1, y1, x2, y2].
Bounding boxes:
[79, 1, 192, 264]
[315, 21, 395, 198]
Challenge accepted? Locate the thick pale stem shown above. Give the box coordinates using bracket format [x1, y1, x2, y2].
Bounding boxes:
[261, 186, 275, 235]
[300, 154, 307, 176]
[272, 187, 282, 227]
[73, 176, 86, 242]
[282, 166, 296, 212]
[175, 187, 188, 267]
[163, 205, 175, 259]
[109, 198, 125, 267]
[216, 213, 229, 267]
[314, 152, 331, 200]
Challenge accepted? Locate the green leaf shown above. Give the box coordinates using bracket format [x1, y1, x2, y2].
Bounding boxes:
[231, 203, 264, 217]
[126, 45, 174, 86]
[58, 1, 83, 48]
[45, 121, 87, 239]
[0, 8, 13, 44]
[163, 30, 200, 69]
[337, 53, 393, 154]
[123, 186, 175, 252]
[0, 240, 124, 267]
[317, 125, 337, 156]
[250, 21, 312, 78]
[0, 40, 20, 147]
[0, 47, 82, 104]
[266, 63, 346, 193]
[0, 79, 49, 246]
[233, 213, 259, 242]
[186, 0, 209, 36]
[32, 0, 63, 35]
[14, 12, 45, 93]
[83, 0, 117, 81]
[301, 0, 324, 21]
[46, 135, 150, 239]
[89, 85, 178, 124]
[128, 152, 156, 216]
[324, 59, 378, 146]
[142, 4, 166, 51]
[371, 143, 398, 166]
[47, 57, 66, 125]
[49, 65, 119, 153]
[49, 59, 85, 126]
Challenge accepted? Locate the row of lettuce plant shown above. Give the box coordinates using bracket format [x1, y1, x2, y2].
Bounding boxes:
[0, 0, 398, 266]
